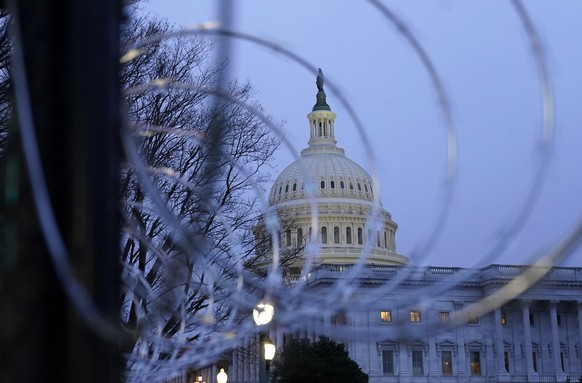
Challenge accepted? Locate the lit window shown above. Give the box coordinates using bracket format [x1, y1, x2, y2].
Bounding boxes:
[410, 311, 421, 323]
[501, 312, 507, 325]
[380, 311, 392, 323]
[439, 311, 450, 323]
[470, 352, 481, 375]
[382, 350, 394, 374]
[441, 351, 453, 375]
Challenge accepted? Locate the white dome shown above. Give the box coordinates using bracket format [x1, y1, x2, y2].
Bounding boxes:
[269, 152, 376, 205]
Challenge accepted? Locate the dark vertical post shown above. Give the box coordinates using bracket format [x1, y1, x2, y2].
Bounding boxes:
[0, 1, 122, 382]
[259, 333, 267, 383]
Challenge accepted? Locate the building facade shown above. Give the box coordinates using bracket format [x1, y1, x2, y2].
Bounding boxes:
[223, 71, 582, 383]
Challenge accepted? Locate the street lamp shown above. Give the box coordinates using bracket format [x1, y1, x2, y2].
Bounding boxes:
[216, 368, 228, 383]
[253, 302, 275, 383]
[197, 376, 202, 383]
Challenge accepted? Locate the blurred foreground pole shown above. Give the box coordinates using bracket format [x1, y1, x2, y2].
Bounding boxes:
[0, 1, 122, 382]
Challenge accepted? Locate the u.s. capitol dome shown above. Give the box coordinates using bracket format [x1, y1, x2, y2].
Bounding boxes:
[259, 69, 408, 267]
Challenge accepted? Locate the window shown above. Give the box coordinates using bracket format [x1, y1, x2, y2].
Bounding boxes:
[382, 350, 394, 375]
[321, 227, 327, 244]
[410, 311, 421, 323]
[330, 180, 335, 189]
[470, 352, 481, 375]
[340, 180, 345, 189]
[529, 313, 534, 326]
[278, 186, 282, 195]
[357, 183, 362, 191]
[297, 228, 303, 246]
[468, 316, 479, 325]
[560, 352, 565, 371]
[332, 313, 347, 326]
[412, 350, 424, 375]
[349, 182, 354, 190]
[346, 227, 352, 244]
[357, 228, 363, 244]
[504, 351, 510, 372]
[380, 310, 392, 323]
[557, 314, 562, 326]
[292, 183, 297, 192]
[439, 311, 450, 323]
[384, 231, 387, 248]
[377, 232, 381, 247]
[441, 351, 453, 375]
[285, 184, 289, 193]
[501, 312, 507, 325]
[334, 226, 340, 244]
[286, 230, 291, 247]
[320, 180, 325, 189]
[532, 352, 537, 372]
[364, 184, 368, 192]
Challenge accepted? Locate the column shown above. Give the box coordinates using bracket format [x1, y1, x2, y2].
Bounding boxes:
[549, 301, 562, 371]
[521, 300, 538, 381]
[454, 302, 468, 378]
[231, 348, 239, 383]
[494, 308, 510, 381]
[577, 301, 582, 367]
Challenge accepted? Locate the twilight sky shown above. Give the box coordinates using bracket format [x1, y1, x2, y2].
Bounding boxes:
[141, 0, 582, 268]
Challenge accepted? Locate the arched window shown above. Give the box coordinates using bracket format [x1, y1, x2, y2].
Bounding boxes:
[357, 183, 362, 191]
[384, 231, 387, 249]
[346, 227, 352, 244]
[286, 229, 292, 247]
[285, 184, 289, 193]
[293, 183, 297, 192]
[330, 180, 335, 189]
[297, 228, 303, 246]
[364, 184, 368, 192]
[321, 226, 328, 244]
[357, 227, 363, 245]
[340, 180, 345, 189]
[320, 180, 325, 189]
[278, 186, 282, 195]
[334, 226, 340, 244]
[349, 182, 354, 190]
[377, 232, 381, 247]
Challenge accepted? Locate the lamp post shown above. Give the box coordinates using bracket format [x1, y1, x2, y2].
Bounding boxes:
[253, 303, 275, 383]
[216, 368, 228, 383]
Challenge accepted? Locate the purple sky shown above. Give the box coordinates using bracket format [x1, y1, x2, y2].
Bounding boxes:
[141, 1, 582, 268]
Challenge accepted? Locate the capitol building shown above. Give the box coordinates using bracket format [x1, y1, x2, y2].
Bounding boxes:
[206, 72, 582, 383]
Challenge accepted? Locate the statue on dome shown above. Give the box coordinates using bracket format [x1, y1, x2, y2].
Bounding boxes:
[316, 68, 324, 91]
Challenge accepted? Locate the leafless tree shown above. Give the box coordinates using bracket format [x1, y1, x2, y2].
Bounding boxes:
[0, 9, 12, 155]
[119, 12, 287, 374]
